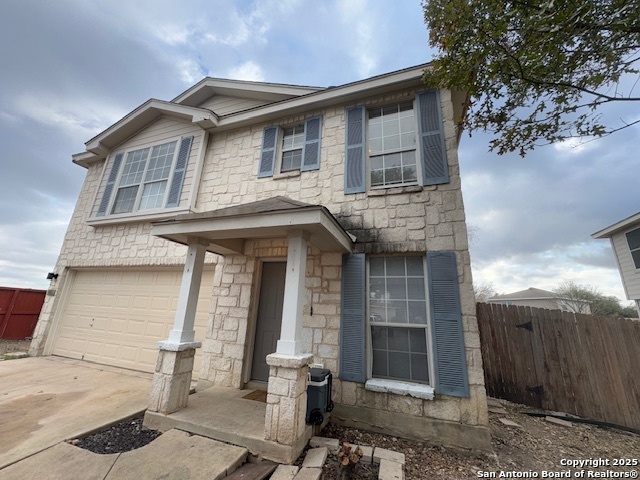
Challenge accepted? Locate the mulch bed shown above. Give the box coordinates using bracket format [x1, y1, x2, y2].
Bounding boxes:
[72, 415, 161, 454]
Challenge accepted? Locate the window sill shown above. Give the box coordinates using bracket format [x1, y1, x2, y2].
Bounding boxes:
[365, 379, 435, 400]
[368, 185, 423, 197]
[87, 208, 190, 227]
[273, 170, 301, 180]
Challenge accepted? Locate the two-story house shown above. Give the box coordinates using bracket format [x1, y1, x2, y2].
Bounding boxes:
[30, 64, 490, 463]
[593, 212, 640, 317]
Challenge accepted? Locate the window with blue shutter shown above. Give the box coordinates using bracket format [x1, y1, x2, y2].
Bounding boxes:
[340, 253, 366, 383]
[95, 135, 194, 218]
[345, 106, 366, 193]
[427, 251, 469, 397]
[166, 136, 193, 208]
[258, 126, 278, 178]
[417, 90, 449, 186]
[96, 152, 124, 216]
[301, 115, 322, 171]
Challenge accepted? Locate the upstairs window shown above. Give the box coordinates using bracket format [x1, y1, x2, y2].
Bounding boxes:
[112, 142, 176, 214]
[257, 116, 322, 177]
[280, 125, 305, 172]
[626, 227, 640, 269]
[368, 103, 418, 188]
[95, 136, 193, 217]
[344, 90, 449, 194]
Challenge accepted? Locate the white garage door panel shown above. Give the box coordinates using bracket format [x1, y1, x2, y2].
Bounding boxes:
[52, 269, 214, 374]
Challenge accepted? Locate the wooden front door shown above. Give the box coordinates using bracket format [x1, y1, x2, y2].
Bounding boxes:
[251, 262, 286, 382]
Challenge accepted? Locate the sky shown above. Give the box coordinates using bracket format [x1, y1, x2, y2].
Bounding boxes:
[0, 0, 637, 304]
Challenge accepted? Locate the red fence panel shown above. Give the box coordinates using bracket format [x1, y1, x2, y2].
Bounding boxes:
[0, 287, 46, 340]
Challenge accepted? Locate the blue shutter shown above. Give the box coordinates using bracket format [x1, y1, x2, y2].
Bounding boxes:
[301, 115, 322, 171]
[258, 126, 278, 178]
[427, 251, 469, 397]
[340, 253, 366, 383]
[344, 106, 365, 194]
[418, 90, 449, 186]
[96, 152, 124, 216]
[166, 136, 193, 208]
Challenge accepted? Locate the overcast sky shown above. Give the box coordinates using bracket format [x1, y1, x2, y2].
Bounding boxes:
[0, 0, 637, 304]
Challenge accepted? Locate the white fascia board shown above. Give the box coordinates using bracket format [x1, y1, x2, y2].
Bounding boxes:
[172, 77, 324, 105]
[214, 65, 430, 130]
[72, 151, 101, 168]
[84, 100, 217, 152]
[592, 211, 640, 239]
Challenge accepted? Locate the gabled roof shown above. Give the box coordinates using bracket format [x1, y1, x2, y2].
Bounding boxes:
[173, 78, 323, 107]
[488, 287, 590, 305]
[592, 211, 640, 239]
[74, 63, 432, 167]
[489, 287, 559, 301]
[76, 100, 217, 167]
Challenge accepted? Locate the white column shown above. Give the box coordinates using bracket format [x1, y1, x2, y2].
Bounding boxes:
[165, 237, 209, 345]
[276, 231, 309, 356]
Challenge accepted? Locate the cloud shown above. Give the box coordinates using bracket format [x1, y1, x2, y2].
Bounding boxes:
[227, 61, 265, 82]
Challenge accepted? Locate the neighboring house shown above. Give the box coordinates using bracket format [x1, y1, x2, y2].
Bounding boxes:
[592, 212, 640, 317]
[30, 64, 489, 462]
[487, 287, 591, 313]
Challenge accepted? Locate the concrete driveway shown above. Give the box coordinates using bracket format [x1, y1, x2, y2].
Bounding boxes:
[0, 356, 152, 469]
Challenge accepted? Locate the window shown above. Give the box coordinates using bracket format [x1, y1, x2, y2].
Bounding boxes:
[368, 103, 418, 188]
[112, 141, 177, 214]
[257, 116, 322, 178]
[340, 252, 469, 397]
[280, 125, 305, 172]
[95, 135, 194, 218]
[369, 256, 429, 384]
[344, 90, 449, 194]
[626, 227, 640, 269]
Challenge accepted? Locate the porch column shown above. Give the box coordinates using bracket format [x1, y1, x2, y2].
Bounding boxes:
[276, 231, 309, 356]
[148, 237, 209, 415]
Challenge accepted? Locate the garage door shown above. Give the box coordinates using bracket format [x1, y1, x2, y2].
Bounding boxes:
[50, 268, 214, 374]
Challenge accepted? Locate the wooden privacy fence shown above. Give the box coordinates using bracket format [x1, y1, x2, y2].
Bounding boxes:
[476, 302, 640, 430]
[0, 287, 46, 340]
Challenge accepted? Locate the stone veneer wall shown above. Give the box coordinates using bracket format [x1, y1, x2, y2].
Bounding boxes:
[193, 87, 488, 442]
[32, 85, 489, 446]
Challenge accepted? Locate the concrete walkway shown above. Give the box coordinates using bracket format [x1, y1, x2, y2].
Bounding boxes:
[0, 429, 248, 480]
[0, 357, 251, 479]
[0, 356, 152, 469]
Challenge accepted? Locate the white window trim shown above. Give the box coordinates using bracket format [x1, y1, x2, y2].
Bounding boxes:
[273, 123, 305, 175]
[109, 141, 179, 215]
[625, 226, 640, 271]
[366, 98, 422, 191]
[365, 255, 435, 388]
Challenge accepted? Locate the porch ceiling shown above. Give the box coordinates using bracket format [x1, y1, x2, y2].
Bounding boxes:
[151, 196, 354, 255]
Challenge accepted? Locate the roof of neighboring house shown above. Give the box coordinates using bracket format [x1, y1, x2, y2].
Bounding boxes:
[488, 287, 589, 306]
[592, 211, 640, 239]
[488, 287, 559, 301]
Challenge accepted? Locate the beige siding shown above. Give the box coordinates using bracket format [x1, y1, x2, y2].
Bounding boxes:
[198, 95, 270, 115]
[90, 116, 204, 217]
[612, 230, 640, 300]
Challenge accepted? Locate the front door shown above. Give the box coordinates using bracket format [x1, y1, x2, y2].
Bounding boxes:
[251, 262, 286, 382]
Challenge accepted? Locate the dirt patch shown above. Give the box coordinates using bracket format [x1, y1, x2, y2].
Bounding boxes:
[0, 339, 31, 358]
[315, 398, 640, 479]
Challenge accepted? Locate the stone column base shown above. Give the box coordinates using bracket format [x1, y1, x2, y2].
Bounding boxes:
[148, 342, 200, 415]
[264, 353, 314, 449]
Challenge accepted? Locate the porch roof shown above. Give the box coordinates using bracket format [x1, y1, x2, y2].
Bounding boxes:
[151, 196, 354, 255]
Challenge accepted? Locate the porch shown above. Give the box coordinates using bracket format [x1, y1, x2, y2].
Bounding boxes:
[143, 386, 312, 464]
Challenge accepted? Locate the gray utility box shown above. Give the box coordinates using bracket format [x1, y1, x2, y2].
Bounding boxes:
[305, 368, 334, 425]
